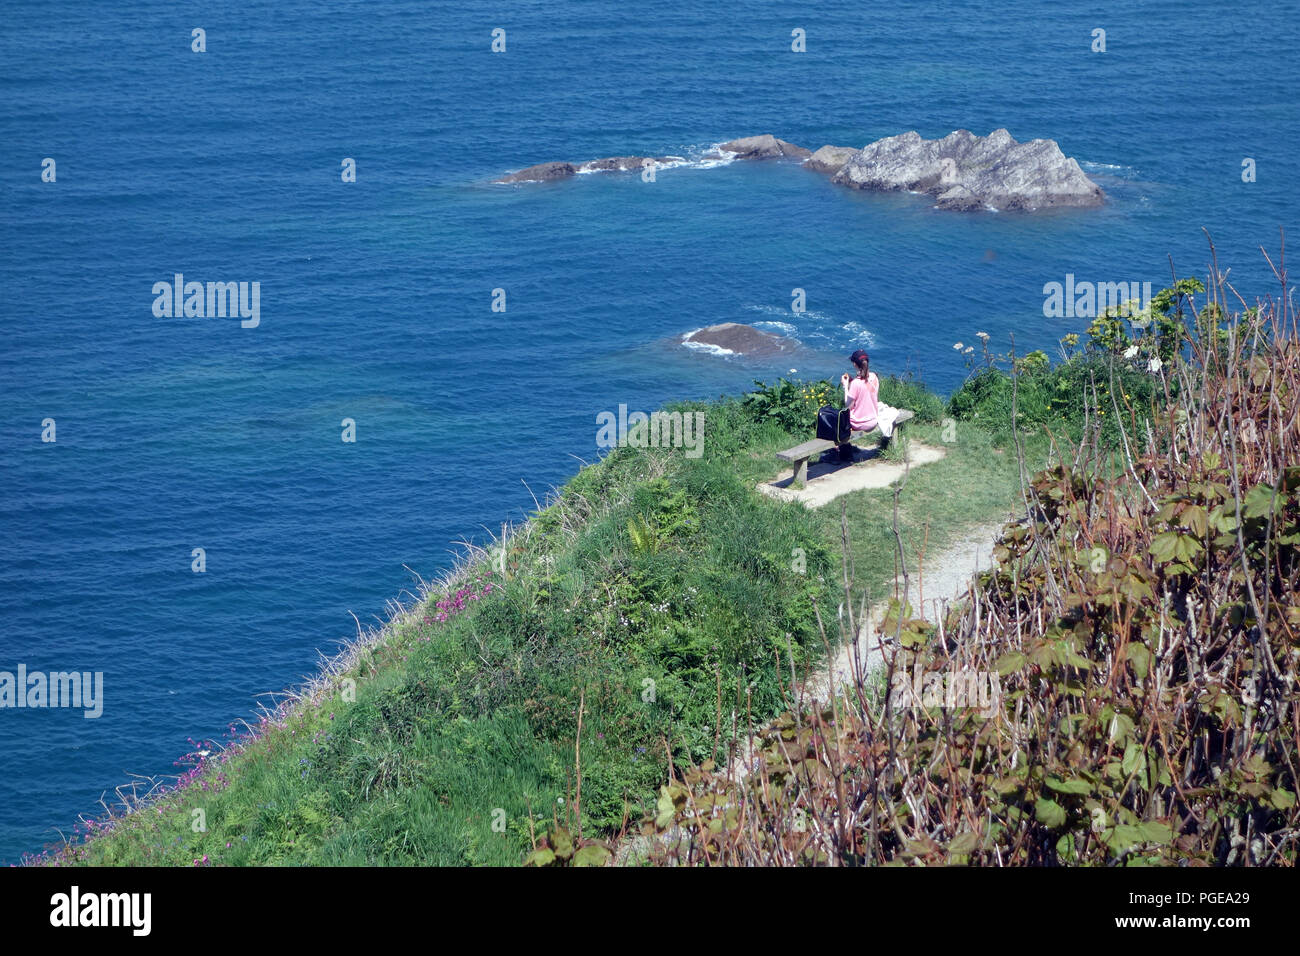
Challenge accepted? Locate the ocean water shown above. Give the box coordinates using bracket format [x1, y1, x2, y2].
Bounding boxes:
[1, 0, 1296, 862]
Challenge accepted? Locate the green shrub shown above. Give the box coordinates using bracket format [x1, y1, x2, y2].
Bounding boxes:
[741, 378, 840, 435]
[947, 347, 1166, 447]
[878, 373, 945, 423]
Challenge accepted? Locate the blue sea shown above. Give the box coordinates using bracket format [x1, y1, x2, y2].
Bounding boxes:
[1, 0, 1296, 862]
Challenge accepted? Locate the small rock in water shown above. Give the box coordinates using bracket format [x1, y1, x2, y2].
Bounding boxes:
[495, 161, 577, 183]
[684, 322, 796, 357]
[716, 134, 812, 161]
[804, 145, 859, 175]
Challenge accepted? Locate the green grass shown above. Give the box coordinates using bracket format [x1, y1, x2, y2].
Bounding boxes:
[823, 419, 1033, 614]
[48, 381, 1047, 867]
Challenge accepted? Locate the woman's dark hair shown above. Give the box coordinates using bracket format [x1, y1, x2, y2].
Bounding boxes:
[852, 351, 870, 380]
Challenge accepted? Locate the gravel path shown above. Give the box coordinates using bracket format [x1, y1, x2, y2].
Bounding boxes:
[807, 519, 1008, 702]
[617, 518, 1014, 861]
[729, 518, 1011, 780]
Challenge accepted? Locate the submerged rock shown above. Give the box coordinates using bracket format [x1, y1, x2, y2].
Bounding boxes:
[683, 322, 795, 356]
[497, 155, 686, 183]
[495, 161, 577, 184]
[717, 134, 811, 161]
[804, 145, 858, 175]
[832, 129, 1103, 210]
[576, 155, 683, 172]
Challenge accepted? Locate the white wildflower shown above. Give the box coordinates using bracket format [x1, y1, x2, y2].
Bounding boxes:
[976, 331, 990, 341]
[964, 346, 974, 354]
[1123, 345, 1139, 359]
[1148, 356, 1163, 373]
[953, 342, 963, 350]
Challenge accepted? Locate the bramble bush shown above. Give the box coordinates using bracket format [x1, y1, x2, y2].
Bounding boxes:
[639, 262, 1300, 866]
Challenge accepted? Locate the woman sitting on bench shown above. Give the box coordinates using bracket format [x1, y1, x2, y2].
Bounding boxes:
[840, 349, 900, 459]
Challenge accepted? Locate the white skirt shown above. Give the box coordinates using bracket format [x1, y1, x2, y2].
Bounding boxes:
[875, 403, 902, 439]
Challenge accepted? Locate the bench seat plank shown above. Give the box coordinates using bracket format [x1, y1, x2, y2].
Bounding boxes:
[777, 438, 835, 462]
[774, 408, 916, 487]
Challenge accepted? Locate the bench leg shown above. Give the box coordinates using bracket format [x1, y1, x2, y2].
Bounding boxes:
[883, 424, 906, 459]
[793, 456, 808, 487]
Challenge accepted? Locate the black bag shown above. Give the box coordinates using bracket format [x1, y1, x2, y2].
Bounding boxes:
[816, 405, 850, 443]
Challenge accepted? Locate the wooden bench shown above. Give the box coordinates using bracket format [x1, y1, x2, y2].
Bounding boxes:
[776, 410, 915, 487]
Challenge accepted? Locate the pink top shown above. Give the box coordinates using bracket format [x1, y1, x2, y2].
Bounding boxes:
[847, 373, 879, 431]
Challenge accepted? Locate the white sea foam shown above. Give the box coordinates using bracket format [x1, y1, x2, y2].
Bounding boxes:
[688, 156, 737, 170]
[654, 156, 691, 170]
[576, 156, 690, 175]
[681, 339, 736, 357]
[753, 320, 798, 335]
[1078, 159, 1138, 179]
[679, 143, 739, 169]
[839, 321, 877, 348]
[743, 303, 836, 323]
[679, 327, 740, 357]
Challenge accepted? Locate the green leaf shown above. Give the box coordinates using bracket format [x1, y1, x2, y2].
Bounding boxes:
[996, 651, 1028, 676]
[1133, 821, 1174, 845]
[1035, 797, 1067, 828]
[947, 831, 980, 855]
[550, 827, 574, 860]
[573, 845, 611, 867]
[1243, 753, 1271, 776]
[655, 788, 681, 829]
[1243, 483, 1279, 519]
[991, 776, 1024, 795]
[1105, 824, 1143, 851]
[1064, 649, 1094, 670]
[1150, 531, 1180, 564]
[523, 848, 556, 867]
[1181, 504, 1208, 537]
[1126, 643, 1151, 679]
[1045, 776, 1093, 795]
[1121, 740, 1143, 777]
[1107, 710, 1135, 743]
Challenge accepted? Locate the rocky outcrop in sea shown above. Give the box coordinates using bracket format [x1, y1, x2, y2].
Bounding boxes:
[830, 129, 1104, 210]
[495, 129, 1104, 211]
